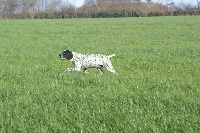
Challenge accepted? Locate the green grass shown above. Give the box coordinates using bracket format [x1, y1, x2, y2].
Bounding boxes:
[0, 16, 200, 132]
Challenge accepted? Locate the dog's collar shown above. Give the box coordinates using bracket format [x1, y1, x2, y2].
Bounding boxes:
[69, 58, 73, 62]
[69, 52, 74, 62]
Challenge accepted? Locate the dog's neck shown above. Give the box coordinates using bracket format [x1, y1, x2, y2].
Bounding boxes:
[69, 52, 74, 61]
[69, 58, 73, 61]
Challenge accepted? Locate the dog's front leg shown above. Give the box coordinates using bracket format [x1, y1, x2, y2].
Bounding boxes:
[66, 68, 75, 72]
[66, 66, 81, 72]
[67, 68, 81, 71]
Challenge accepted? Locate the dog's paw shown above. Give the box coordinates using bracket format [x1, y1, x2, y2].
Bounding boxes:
[66, 68, 74, 72]
[113, 72, 118, 76]
[84, 70, 89, 74]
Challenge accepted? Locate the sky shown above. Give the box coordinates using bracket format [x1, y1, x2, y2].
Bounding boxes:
[67, 0, 197, 8]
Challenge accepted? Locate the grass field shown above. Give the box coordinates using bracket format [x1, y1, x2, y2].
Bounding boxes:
[0, 16, 200, 132]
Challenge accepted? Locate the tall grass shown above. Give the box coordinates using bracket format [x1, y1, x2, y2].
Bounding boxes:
[0, 16, 200, 132]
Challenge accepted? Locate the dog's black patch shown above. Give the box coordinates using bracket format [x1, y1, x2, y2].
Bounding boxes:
[59, 50, 73, 60]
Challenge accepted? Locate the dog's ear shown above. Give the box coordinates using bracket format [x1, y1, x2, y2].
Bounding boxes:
[64, 50, 69, 53]
[68, 50, 73, 60]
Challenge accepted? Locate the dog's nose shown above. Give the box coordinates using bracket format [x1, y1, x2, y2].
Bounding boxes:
[59, 54, 61, 57]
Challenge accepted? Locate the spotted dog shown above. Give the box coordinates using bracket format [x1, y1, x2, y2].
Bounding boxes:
[59, 50, 118, 75]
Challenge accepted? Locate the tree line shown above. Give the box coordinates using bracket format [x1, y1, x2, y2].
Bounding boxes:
[0, 0, 199, 19]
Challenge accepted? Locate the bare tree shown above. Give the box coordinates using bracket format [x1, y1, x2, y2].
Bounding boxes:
[132, 0, 141, 2]
[0, 0, 19, 18]
[19, 0, 37, 18]
[146, 0, 151, 3]
[47, 0, 62, 12]
[36, 0, 49, 11]
[84, 0, 96, 5]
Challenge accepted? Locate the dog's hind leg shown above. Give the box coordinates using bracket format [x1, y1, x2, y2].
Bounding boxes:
[83, 68, 89, 74]
[105, 66, 117, 75]
[104, 61, 118, 75]
[97, 66, 104, 75]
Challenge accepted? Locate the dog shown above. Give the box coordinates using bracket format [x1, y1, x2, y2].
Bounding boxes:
[59, 50, 118, 75]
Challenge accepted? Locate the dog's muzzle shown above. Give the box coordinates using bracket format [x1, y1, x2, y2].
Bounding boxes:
[59, 54, 66, 60]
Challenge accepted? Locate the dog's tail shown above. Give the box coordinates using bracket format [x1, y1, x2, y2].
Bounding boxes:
[108, 54, 115, 58]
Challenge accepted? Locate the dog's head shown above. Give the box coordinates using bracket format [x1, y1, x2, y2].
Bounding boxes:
[59, 50, 73, 60]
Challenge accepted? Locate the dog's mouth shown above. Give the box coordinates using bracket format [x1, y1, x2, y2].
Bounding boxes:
[59, 54, 67, 60]
[60, 57, 66, 60]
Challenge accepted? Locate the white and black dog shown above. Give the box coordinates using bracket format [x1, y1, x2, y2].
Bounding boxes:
[59, 50, 118, 75]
